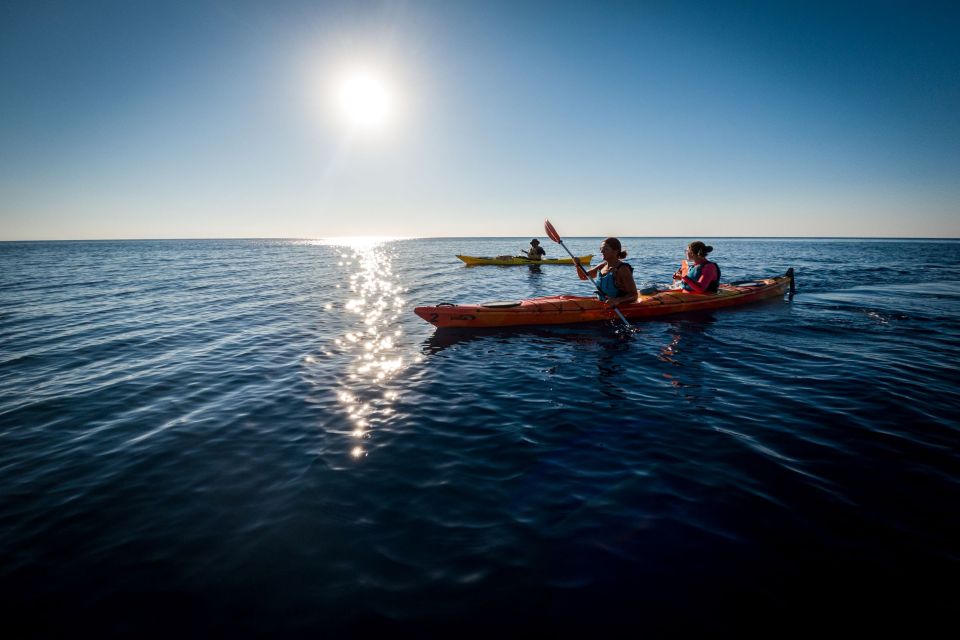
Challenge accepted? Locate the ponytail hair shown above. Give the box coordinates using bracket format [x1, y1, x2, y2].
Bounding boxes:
[603, 237, 627, 259]
[688, 241, 713, 258]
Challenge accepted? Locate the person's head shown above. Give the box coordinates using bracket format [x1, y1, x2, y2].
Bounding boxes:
[686, 241, 713, 262]
[601, 237, 627, 261]
[530, 239, 540, 246]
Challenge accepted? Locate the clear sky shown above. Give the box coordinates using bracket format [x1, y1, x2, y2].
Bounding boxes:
[1, 0, 958, 240]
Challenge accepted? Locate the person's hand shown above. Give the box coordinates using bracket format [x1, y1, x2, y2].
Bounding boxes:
[672, 269, 683, 280]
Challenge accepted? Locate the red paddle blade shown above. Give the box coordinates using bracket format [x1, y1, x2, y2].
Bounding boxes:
[544, 218, 562, 243]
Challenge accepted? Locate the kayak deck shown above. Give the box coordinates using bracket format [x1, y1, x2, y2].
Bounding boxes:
[415, 270, 794, 328]
[456, 254, 593, 266]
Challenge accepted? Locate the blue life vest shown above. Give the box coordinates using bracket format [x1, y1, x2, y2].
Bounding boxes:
[681, 260, 721, 293]
[596, 262, 633, 300]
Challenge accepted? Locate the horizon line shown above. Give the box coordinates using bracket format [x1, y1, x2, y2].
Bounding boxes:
[1, 235, 958, 243]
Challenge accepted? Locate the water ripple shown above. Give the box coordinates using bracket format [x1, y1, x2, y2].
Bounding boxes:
[0, 238, 958, 633]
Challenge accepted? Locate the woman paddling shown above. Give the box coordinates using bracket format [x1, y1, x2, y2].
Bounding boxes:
[576, 237, 638, 306]
[674, 241, 721, 293]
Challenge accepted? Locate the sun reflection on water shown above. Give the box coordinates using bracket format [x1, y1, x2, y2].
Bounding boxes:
[311, 236, 408, 250]
[321, 239, 418, 460]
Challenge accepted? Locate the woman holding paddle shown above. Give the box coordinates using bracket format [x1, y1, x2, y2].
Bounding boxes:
[576, 237, 638, 307]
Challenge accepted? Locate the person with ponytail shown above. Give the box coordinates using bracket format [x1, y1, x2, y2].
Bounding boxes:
[673, 241, 721, 294]
[575, 237, 638, 306]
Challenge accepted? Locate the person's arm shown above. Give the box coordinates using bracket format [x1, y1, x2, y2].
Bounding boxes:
[673, 260, 688, 280]
[607, 267, 638, 306]
[576, 260, 602, 280]
[681, 262, 717, 293]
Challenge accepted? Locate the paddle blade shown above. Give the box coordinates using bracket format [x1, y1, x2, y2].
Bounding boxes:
[544, 218, 562, 243]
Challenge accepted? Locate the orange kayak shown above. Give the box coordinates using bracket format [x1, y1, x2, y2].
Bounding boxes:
[414, 269, 794, 328]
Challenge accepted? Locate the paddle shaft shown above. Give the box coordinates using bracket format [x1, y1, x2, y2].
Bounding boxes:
[554, 239, 631, 326]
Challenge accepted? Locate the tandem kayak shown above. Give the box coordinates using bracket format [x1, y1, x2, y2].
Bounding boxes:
[415, 269, 795, 328]
[456, 254, 593, 266]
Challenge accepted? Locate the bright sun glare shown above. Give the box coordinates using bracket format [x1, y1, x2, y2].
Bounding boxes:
[336, 70, 391, 131]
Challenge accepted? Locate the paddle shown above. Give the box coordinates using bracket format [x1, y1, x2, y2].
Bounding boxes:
[543, 218, 631, 327]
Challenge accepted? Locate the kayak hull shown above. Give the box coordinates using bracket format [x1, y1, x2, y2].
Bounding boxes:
[456, 254, 593, 266]
[415, 271, 794, 328]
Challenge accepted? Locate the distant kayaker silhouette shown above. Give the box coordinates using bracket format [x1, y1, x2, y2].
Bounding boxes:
[522, 238, 546, 261]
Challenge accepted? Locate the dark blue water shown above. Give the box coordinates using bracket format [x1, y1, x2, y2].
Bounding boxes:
[2, 238, 958, 636]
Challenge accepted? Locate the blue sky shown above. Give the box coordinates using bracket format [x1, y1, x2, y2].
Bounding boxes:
[1, 0, 958, 239]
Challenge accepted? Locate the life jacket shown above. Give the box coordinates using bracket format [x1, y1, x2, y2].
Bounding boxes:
[596, 262, 633, 300]
[681, 260, 721, 293]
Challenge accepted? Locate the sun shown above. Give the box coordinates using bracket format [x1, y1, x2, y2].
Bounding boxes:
[336, 70, 392, 131]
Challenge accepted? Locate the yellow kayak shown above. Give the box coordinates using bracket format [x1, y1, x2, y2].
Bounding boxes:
[456, 254, 593, 266]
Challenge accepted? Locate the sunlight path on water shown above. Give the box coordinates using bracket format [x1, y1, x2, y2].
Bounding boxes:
[319, 238, 421, 460]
